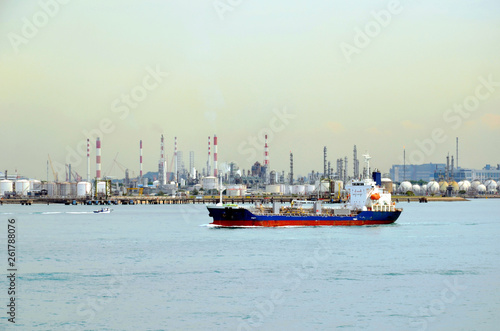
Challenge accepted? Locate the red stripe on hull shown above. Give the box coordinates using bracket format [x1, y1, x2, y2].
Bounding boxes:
[212, 219, 396, 227]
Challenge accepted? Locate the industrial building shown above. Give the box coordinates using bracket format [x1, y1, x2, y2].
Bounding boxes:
[390, 163, 445, 182]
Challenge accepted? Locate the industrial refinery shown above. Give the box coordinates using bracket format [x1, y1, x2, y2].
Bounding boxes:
[1, 134, 499, 204]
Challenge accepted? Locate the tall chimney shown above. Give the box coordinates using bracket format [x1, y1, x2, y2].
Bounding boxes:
[214, 134, 218, 177]
[87, 138, 90, 182]
[207, 136, 211, 177]
[96, 137, 101, 180]
[139, 140, 143, 181]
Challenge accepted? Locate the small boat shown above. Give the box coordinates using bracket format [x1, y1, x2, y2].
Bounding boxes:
[94, 208, 112, 214]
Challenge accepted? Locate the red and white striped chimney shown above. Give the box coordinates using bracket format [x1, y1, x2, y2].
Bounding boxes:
[264, 134, 269, 166]
[87, 138, 90, 182]
[139, 140, 143, 180]
[214, 134, 218, 177]
[96, 137, 101, 180]
[207, 136, 211, 176]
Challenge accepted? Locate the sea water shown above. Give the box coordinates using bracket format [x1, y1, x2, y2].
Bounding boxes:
[0, 199, 499, 330]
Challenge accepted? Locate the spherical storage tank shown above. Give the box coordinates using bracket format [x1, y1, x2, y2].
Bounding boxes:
[471, 180, 481, 190]
[412, 184, 421, 195]
[421, 184, 428, 194]
[439, 181, 449, 193]
[15, 179, 30, 196]
[449, 181, 459, 192]
[484, 180, 497, 194]
[399, 181, 412, 194]
[458, 181, 471, 192]
[77, 182, 91, 197]
[477, 184, 486, 194]
[0, 180, 13, 196]
[427, 181, 440, 194]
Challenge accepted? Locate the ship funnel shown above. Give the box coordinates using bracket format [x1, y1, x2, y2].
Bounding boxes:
[372, 171, 381, 186]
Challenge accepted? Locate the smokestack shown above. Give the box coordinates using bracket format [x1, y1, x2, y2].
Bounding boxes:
[451, 156, 454, 180]
[264, 135, 269, 166]
[446, 154, 450, 181]
[214, 134, 218, 177]
[353, 145, 359, 179]
[140, 140, 143, 181]
[159, 135, 166, 185]
[344, 156, 348, 183]
[69, 164, 72, 182]
[96, 137, 101, 180]
[323, 146, 327, 178]
[174, 136, 178, 182]
[456, 137, 459, 169]
[207, 136, 211, 177]
[87, 138, 90, 182]
[289, 151, 293, 185]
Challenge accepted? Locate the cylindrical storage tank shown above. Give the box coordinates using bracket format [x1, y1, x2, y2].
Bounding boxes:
[70, 183, 77, 197]
[399, 181, 412, 194]
[427, 181, 440, 194]
[77, 182, 92, 197]
[153, 180, 160, 187]
[381, 178, 393, 193]
[202, 176, 217, 190]
[15, 180, 30, 196]
[0, 180, 13, 196]
[96, 182, 107, 194]
[305, 184, 315, 194]
[412, 184, 421, 195]
[477, 184, 486, 194]
[266, 184, 281, 194]
[46, 182, 57, 196]
[293, 185, 305, 195]
[239, 185, 247, 196]
[226, 184, 241, 196]
[333, 181, 344, 193]
[59, 182, 71, 197]
[319, 181, 330, 193]
[30, 179, 42, 191]
[392, 183, 398, 193]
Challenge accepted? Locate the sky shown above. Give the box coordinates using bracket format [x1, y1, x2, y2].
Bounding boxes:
[1, 0, 499, 180]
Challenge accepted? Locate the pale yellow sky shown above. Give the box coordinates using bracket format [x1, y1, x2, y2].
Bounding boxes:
[1, 0, 499, 179]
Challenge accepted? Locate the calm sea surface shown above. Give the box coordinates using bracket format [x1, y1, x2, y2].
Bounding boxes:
[1, 199, 499, 330]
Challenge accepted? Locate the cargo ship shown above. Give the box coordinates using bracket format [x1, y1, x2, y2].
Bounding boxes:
[207, 157, 402, 227]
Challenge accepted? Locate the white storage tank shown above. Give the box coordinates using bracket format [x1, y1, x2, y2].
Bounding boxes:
[427, 181, 440, 194]
[412, 184, 421, 195]
[77, 182, 91, 197]
[319, 180, 330, 193]
[471, 180, 481, 190]
[333, 181, 344, 193]
[293, 185, 305, 195]
[30, 179, 42, 191]
[485, 180, 497, 194]
[477, 184, 486, 194]
[305, 184, 315, 194]
[381, 178, 393, 193]
[15, 180, 30, 196]
[421, 184, 428, 194]
[266, 184, 281, 194]
[399, 181, 412, 194]
[202, 176, 217, 190]
[0, 179, 13, 196]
